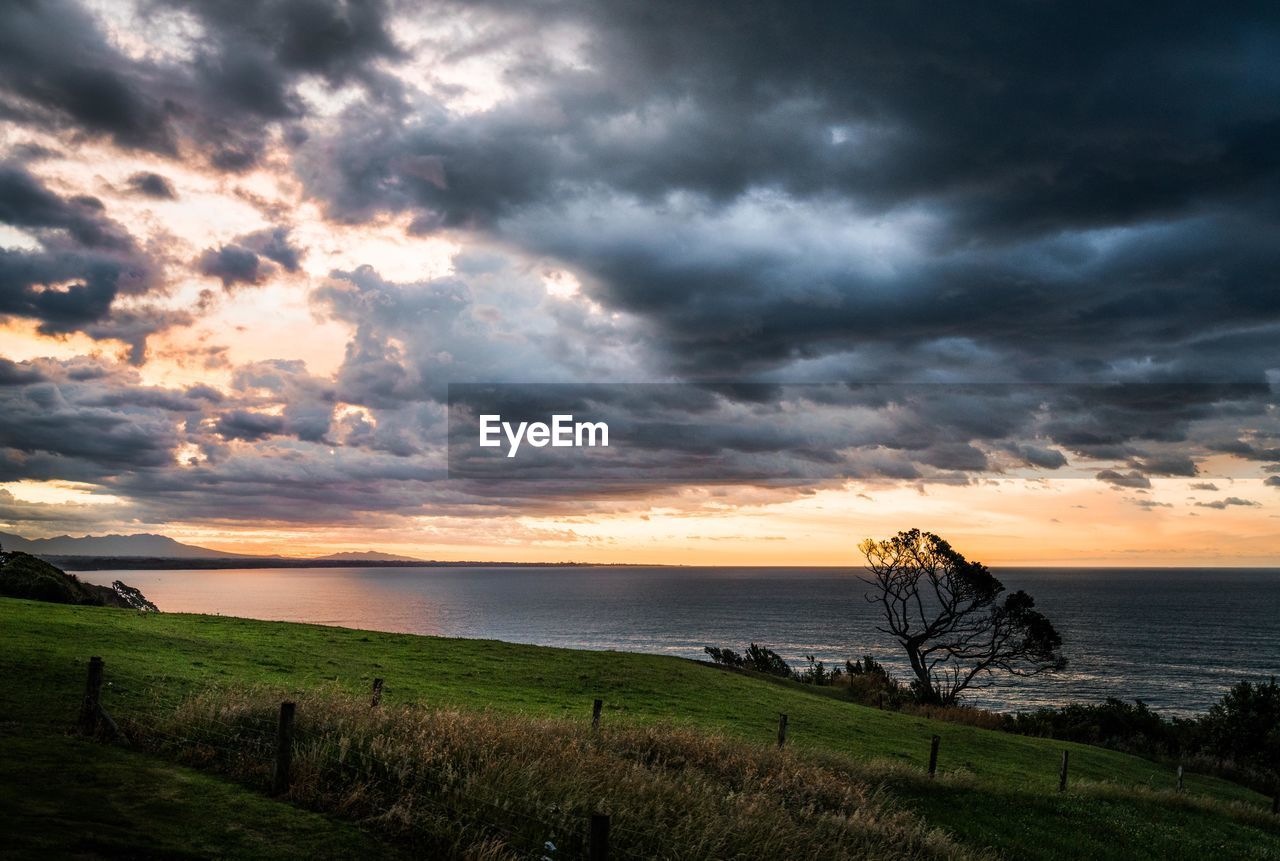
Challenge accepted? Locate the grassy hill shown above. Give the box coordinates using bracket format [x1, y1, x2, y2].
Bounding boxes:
[2, 596, 1277, 859]
[0, 550, 155, 609]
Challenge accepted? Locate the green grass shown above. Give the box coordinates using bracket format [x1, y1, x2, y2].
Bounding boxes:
[0, 733, 404, 859]
[2, 596, 1278, 860]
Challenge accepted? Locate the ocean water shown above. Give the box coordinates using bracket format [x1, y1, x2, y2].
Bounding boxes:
[80, 565, 1280, 715]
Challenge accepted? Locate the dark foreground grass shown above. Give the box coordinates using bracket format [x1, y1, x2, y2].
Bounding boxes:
[2, 597, 1278, 860]
[0, 732, 405, 859]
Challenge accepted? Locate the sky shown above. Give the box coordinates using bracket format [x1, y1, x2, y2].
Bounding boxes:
[1, 0, 1279, 565]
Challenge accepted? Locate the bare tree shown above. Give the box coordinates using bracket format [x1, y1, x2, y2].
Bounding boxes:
[860, 529, 1065, 705]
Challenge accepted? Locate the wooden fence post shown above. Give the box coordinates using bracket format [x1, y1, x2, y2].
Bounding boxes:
[78, 656, 104, 735]
[1059, 750, 1069, 792]
[592, 698, 603, 731]
[928, 734, 940, 777]
[777, 713, 788, 749]
[588, 812, 610, 861]
[370, 678, 383, 708]
[272, 701, 296, 795]
[1176, 765, 1183, 793]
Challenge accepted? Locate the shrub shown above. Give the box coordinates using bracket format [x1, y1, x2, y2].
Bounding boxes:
[799, 654, 833, 685]
[833, 655, 911, 707]
[703, 646, 744, 668]
[743, 643, 794, 678]
[1002, 680, 1280, 794]
[1003, 698, 1180, 756]
[1199, 678, 1280, 777]
[704, 643, 795, 678]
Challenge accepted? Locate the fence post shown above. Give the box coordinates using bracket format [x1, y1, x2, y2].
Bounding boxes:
[1176, 765, 1183, 793]
[928, 734, 940, 777]
[370, 678, 384, 708]
[588, 812, 610, 861]
[592, 698, 603, 731]
[1058, 750, 1069, 792]
[78, 656, 104, 735]
[777, 713, 788, 749]
[272, 701, 296, 795]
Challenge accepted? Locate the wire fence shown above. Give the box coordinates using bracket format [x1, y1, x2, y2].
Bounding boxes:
[75, 655, 1280, 859]
[79, 658, 642, 859]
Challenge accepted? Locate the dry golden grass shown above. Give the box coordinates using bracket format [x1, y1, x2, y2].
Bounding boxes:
[125, 686, 987, 861]
[896, 703, 1006, 731]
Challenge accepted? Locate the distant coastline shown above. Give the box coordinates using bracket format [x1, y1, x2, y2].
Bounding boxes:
[45, 555, 650, 571]
[43, 556, 1280, 572]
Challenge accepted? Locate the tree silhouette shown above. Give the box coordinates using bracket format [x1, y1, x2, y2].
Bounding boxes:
[860, 529, 1065, 705]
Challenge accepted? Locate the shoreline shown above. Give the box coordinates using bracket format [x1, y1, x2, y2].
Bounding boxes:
[44, 555, 1280, 572]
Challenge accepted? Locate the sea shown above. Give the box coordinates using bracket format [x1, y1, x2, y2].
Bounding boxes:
[78, 565, 1280, 716]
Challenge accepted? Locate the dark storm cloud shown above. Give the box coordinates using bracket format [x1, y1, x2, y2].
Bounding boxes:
[0, 355, 459, 526]
[175, 0, 403, 169]
[448, 381, 1250, 486]
[176, 0, 401, 86]
[0, 165, 168, 356]
[0, 380, 180, 472]
[0, 0, 176, 153]
[0, 165, 135, 250]
[300, 0, 1280, 385]
[126, 172, 177, 199]
[1, 0, 400, 173]
[214, 410, 288, 441]
[242, 227, 303, 271]
[1003, 444, 1069, 470]
[1096, 470, 1152, 490]
[1128, 455, 1199, 477]
[0, 358, 46, 386]
[82, 385, 219, 412]
[198, 244, 269, 287]
[1209, 440, 1280, 462]
[0, 356, 340, 506]
[198, 227, 302, 287]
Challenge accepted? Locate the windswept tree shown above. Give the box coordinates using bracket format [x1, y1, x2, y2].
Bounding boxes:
[860, 529, 1065, 705]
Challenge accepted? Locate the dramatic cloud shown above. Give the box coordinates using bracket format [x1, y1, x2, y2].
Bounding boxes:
[1, 0, 1278, 548]
[0, 0, 177, 153]
[198, 227, 302, 287]
[126, 172, 177, 200]
[0, 164, 172, 359]
[298, 1, 1280, 383]
[1096, 470, 1153, 490]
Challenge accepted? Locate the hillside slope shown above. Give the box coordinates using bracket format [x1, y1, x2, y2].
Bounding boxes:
[2, 598, 1276, 860]
[0, 551, 156, 610]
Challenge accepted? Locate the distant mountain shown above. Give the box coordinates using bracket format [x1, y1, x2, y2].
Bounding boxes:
[0, 531, 245, 559]
[316, 550, 424, 562]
